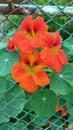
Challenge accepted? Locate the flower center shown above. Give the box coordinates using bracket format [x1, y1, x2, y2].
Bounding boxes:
[24, 63, 44, 75]
[26, 29, 36, 40]
[50, 46, 59, 55]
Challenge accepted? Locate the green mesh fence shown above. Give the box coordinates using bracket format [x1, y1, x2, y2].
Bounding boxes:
[0, 0, 73, 130]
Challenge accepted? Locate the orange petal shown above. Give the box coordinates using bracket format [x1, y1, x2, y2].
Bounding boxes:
[41, 48, 62, 72]
[13, 31, 26, 46]
[49, 55, 62, 72]
[41, 31, 61, 48]
[11, 62, 26, 82]
[33, 16, 48, 33]
[58, 49, 68, 64]
[19, 15, 32, 31]
[41, 47, 49, 60]
[33, 70, 50, 86]
[20, 76, 38, 92]
[53, 31, 61, 47]
[17, 40, 34, 53]
[41, 32, 55, 47]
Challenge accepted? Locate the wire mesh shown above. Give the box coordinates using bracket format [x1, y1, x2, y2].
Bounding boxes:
[0, 0, 73, 130]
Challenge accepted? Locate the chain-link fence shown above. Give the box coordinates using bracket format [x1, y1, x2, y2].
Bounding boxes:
[0, 0, 73, 130]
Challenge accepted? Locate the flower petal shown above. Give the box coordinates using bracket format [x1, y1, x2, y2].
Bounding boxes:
[11, 62, 26, 82]
[7, 38, 14, 51]
[50, 55, 62, 72]
[41, 47, 62, 72]
[58, 49, 68, 64]
[17, 40, 34, 53]
[41, 47, 49, 60]
[40, 31, 61, 48]
[19, 15, 32, 31]
[33, 70, 50, 86]
[20, 76, 38, 92]
[33, 16, 48, 33]
[54, 31, 61, 47]
[13, 31, 26, 46]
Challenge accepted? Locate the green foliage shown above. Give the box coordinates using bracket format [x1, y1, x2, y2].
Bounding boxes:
[63, 90, 73, 103]
[0, 50, 19, 76]
[0, 42, 6, 50]
[0, 0, 73, 129]
[33, 0, 47, 5]
[30, 115, 48, 127]
[0, 77, 7, 94]
[0, 122, 28, 130]
[63, 37, 73, 61]
[0, 84, 25, 123]
[50, 63, 73, 95]
[68, 123, 73, 130]
[31, 89, 58, 118]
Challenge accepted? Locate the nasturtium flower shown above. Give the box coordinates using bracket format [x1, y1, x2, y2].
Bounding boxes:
[7, 38, 15, 51]
[12, 15, 48, 53]
[11, 52, 50, 92]
[41, 31, 68, 72]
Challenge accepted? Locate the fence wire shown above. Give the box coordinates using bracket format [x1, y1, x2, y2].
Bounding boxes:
[0, 0, 73, 130]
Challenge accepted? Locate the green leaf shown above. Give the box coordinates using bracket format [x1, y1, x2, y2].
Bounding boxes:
[63, 90, 73, 103]
[62, 63, 73, 86]
[59, 97, 66, 106]
[0, 114, 9, 124]
[0, 42, 6, 49]
[0, 77, 7, 94]
[63, 37, 73, 61]
[68, 116, 73, 123]
[50, 63, 73, 95]
[0, 122, 28, 130]
[31, 89, 58, 118]
[0, 51, 19, 76]
[63, 37, 73, 51]
[51, 119, 62, 130]
[66, 103, 73, 116]
[0, 84, 25, 123]
[30, 115, 48, 127]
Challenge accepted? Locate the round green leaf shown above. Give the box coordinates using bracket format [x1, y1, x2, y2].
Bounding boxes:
[50, 63, 73, 95]
[31, 89, 58, 118]
[0, 51, 19, 76]
[0, 77, 7, 94]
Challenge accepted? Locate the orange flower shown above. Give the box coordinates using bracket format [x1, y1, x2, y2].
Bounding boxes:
[7, 38, 14, 51]
[12, 15, 48, 53]
[11, 52, 50, 92]
[41, 31, 68, 72]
